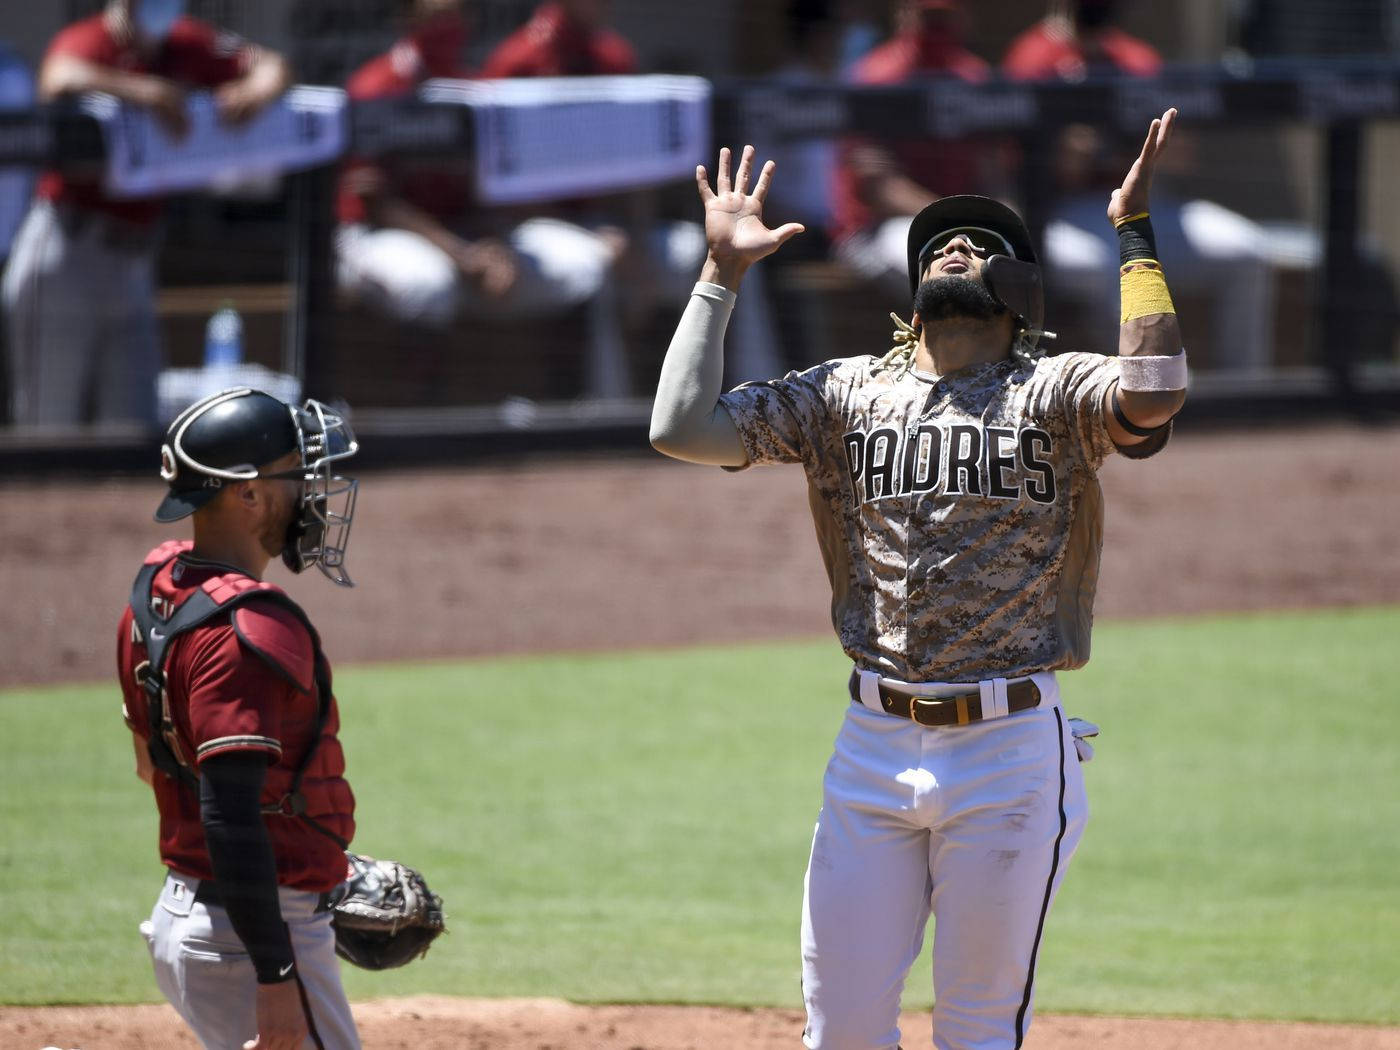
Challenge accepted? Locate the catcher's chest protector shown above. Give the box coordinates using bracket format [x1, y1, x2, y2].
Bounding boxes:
[128, 544, 342, 844]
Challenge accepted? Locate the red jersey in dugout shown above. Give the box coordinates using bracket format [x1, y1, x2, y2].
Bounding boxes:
[36, 14, 256, 226]
[335, 37, 476, 226]
[117, 541, 355, 891]
[830, 35, 991, 244]
[479, 1, 637, 78]
[1001, 21, 1163, 80]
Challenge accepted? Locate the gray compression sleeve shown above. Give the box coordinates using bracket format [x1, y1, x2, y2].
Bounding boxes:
[648, 282, 748, 466]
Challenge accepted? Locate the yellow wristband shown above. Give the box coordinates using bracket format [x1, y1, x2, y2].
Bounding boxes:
[1120, 264, 1175, 323]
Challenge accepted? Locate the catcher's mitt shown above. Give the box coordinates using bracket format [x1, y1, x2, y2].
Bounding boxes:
[325, 852, 446, 970]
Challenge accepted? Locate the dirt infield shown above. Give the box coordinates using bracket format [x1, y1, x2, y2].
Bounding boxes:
[3, 422, 1398, 1047]
[3, 422, 1399, 689]
[6, 997, 1400, 1050]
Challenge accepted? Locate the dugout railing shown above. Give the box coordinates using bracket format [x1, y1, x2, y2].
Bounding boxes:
[2, 59, 1399, 473]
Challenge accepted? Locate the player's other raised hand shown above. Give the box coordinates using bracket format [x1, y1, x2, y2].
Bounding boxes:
[1107, 107, 1177, 227]
[697, 145, 804, 276]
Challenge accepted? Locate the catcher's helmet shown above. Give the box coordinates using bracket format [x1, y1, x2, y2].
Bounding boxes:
[155, 387, 360, 586]
[156, 389, 300, 523]
[907, 195, 1046, 345]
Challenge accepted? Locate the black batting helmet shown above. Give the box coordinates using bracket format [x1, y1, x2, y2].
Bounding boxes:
[907, 195, 1047, 345]
[907, 194, 1037, 294]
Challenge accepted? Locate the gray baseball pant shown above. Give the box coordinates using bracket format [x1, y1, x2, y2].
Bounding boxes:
[2, 199, 161, 427]
[140, 870, 361, 1050]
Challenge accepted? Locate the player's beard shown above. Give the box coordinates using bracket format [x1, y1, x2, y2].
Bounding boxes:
[256, 485, 300, 562]
[913, 274, 1007, 324]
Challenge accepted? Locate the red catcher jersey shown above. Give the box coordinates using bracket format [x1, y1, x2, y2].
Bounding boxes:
[719, 352, 1168, 685]
[36, 14, 256, 225]
[117, 545, 355, 891]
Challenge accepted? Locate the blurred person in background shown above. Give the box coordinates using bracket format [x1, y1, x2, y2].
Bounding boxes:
[0, 44, 33, 270]
[763, 0, 843, 252]
[0, 42, 34, 426]
[1002, 0, 1160, 79]
[752, 0, 845, 372]
[1, 0, 290, 429]
[1004, 0, 1277, 368]
[834, 0, 885, 75]
[335, 0, 629, 397]
[480, 0, 783, 389]
[830, 0, 1009, 301]
[478, 0, 636, 77]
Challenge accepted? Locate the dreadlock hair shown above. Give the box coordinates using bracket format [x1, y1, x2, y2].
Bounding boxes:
[871, 314, 1055, 377]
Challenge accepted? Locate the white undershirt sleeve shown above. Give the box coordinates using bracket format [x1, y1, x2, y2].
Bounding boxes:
[648, 282, 749, 467]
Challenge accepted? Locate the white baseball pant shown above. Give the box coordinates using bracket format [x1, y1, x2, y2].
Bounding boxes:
[335, 216, 632, 397]
[335, 216, 782, 397]
[801, 672, 1087, 1050]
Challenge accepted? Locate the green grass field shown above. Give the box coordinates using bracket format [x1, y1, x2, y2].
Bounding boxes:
[2, 606, 1397, 1024]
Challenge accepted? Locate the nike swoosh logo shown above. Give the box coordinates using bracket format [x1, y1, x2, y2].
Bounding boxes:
[149, 630, 166, 640]
[279, 962, 294, 977]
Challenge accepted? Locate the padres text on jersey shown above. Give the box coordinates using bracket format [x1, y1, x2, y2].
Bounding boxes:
[843, 420, 1056, 504]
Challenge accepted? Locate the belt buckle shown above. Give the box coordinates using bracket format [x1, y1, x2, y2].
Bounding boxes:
[908, 692, 972, 727]
[907, 694, 969, 727]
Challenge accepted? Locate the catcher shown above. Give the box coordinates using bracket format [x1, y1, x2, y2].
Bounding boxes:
[118, 388, 442, 1050]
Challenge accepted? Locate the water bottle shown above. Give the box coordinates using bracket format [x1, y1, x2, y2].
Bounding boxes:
[203, 303, 243, 368]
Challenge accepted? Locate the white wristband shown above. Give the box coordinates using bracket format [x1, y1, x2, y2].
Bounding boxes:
[1118, 351, 1188, 392]
[693, 281, 736, 306]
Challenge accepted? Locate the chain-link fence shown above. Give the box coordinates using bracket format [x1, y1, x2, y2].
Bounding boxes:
[1, 0, 1399, 446]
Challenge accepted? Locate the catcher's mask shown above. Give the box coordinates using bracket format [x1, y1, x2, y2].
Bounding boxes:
[907, 195, 1046, 347]
[155, 388, 360, 587]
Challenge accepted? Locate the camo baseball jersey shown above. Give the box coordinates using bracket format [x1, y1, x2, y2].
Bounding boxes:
[719, 351, 1167, 684]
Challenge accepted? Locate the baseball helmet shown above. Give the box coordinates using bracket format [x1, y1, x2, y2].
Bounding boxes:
[156, 388, 360, 586]
[906, 195, 1046, 343]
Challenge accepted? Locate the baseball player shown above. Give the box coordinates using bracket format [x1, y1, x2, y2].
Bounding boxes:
[3, 0, 290, 427]
[650, 109, 1186, 1049]
[117, 387, 362, 1049]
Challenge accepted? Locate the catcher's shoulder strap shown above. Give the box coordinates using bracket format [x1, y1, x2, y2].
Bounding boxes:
[128, 550, 344, 847]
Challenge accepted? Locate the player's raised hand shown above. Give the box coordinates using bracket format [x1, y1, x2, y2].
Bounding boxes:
[1107, 107, 1177, 226]
[697, 145, 804, 273]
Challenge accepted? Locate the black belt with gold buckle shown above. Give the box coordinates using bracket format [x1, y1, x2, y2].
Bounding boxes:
[847, 670, 1041, 727]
